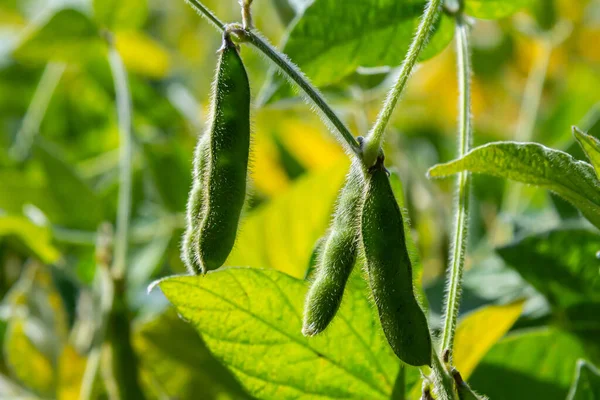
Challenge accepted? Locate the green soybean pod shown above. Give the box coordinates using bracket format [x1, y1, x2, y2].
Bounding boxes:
[361, 158, 432, 367]
[181, 134, 209, 275]
[302, 161, 364, 336]
[197, 32, 251, 272]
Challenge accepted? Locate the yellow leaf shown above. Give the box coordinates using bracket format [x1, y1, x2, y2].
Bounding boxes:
[57, 345, 87, 400]
[250, 130, 290, 196]
[4, 319, 55, 396]
[227, 159, 349, 278]
[453, 300, 525, 379]
[115, 31, 170, 78]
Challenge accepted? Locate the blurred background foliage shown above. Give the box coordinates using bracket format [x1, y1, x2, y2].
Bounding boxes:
[0, 0, 599, 399]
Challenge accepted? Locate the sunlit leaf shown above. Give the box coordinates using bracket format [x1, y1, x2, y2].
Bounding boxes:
[0, 216, 60, 263]
[260, 0, 455, 103]
[465, 0, 532, 19]
[470, 328, 590, 400]
[497, 229, 600, 309]
[428, 141, 600, 229]
[227, 160, 349, 278]
[115, 31, 170, 78]
[134, 310, 251, 399]
[93, 0, 148, 30]
[4, 319, 55, 396]
[159, 268, 400, 399]
[57, 344, 87, 400]
[567, 359, 600, 400]
[13, 8, 105, 64]
[574, 127, 600, 180]
[453, 301, 525, 379]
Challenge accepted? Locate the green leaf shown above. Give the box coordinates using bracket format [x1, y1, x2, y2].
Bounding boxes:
[0, 216, 61, 263]
[34, 140, 105, 229]
[428, 141, 600, 229]
[159, 268, 400, 399]
[93, 0, 148, 30]
[226, 160, 349, 278]
[134, 310, 251, 400]
[260, 0, 455, 103]
[13, 8, 105, 64]
[465, 0, 532, 19]
[567, 360, 600, 400]
[574, 127, 600, 180]
[497, 229, 600, 309]
[470, 328, 590, 400]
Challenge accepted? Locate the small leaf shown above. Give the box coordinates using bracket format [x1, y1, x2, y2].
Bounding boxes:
[93, 0, 148, 30]
[428, 141, 600, 229]
[226, 160, 349, 278]
[0, 216, 61, 263]
[453, 301, 525, 379]
[497, 229, 600, 309]
[260, 0, 455, 103]
[13, 8, 105, 64]
[160, 268, 400, 399]
[465, 0, 532, 19]
[470, 328, 591, 400]
[574, 126, 600, 179]
[567, 359, 600, 400]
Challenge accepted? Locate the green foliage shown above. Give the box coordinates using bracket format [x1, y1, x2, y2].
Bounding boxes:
[428, 141, 600, 229]
[260, 0, 455, 103]
[464, 0, 532, 19]
[567, 360, 600, 400]
[93, 0, 148, 30]
[574, 127, 600, 180]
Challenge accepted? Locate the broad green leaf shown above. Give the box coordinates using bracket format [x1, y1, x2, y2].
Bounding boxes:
[574, 127, 600, 179]
[497, 229, 600, 309]
[470, 328, 590, 400]
[465, 0, 531, 19]
[34, 140, 105, 229]
[93, 0, 148, 30]
[428, 142, 600, 229]
[0, 216, 61, 263]
[4, 319, 55, 396]
[453, 301, 525, 379]
[260, 0, 455, 103]
[226, 160, 349, 278]
[14, 8, 105, 64]
[567, 360, 600, 400]
[134, 310, 251, 400]
[159, 268, 401, 399]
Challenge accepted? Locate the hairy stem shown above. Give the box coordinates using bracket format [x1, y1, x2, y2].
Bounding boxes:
[362, 0, 443, 167]
[108, 46, 133, 281]
[181, 0, 360, 156]
[9, 62, 66, 160]
[441, 16, 472, 354]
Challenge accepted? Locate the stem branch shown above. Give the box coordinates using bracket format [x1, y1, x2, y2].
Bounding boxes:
[181, 0, 361, 156]
[363, 0, 443, 167]
[440, 16, 472, 355]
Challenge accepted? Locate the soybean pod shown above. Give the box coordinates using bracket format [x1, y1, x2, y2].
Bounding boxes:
[197, 32, 251, 272]
[302, 161, 364, 336]
[361, 157, 432, 367]
[181, 135, 209, 275]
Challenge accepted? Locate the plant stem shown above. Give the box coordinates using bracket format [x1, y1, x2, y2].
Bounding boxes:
[108, 45, 133, 281]
[441, 16, 472, 354]
[245, 31, 361, 155]
[430, 354, 456, 400]
[362, 0, 442, 167]
[9, 62, 66, 161]
[181, 0, 361, 156]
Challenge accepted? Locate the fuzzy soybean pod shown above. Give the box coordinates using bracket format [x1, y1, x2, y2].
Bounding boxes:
[197, 33, 251, 272]
[302, 161, 364, 336]
[361, 158, 432, 367]
[181, 135, 209, 275]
